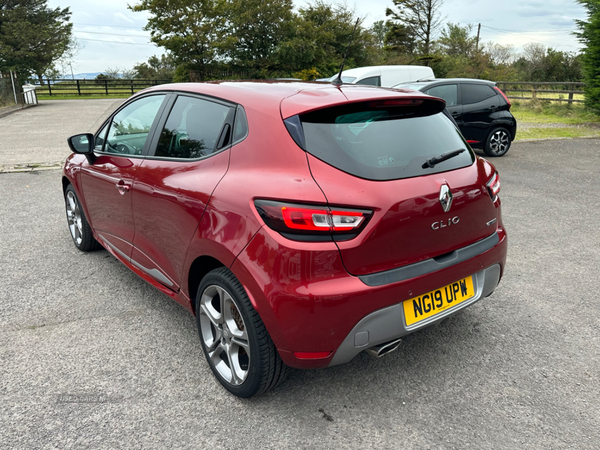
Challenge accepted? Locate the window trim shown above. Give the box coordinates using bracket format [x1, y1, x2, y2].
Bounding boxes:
[144, 92, 238, 163]
[231, 104, 249, 145]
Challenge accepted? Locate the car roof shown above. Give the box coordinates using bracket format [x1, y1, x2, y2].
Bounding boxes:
[393, 78, 496, 89]
[140, 81, 440, 118]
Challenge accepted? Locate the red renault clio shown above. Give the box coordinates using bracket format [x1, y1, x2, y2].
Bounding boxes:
[63, 81, 507, 397]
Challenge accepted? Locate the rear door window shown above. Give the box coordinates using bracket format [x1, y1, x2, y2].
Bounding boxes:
[461, 84, 496, 104]
[154, 95, 233, 159]
[290, 100, 474, 181]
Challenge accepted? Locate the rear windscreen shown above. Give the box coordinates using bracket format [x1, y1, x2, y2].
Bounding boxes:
[291, 101, 474, 181]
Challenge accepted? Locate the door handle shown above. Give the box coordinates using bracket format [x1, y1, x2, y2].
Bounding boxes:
[451, 111, 460, 117]
[115, 180, 131, 195]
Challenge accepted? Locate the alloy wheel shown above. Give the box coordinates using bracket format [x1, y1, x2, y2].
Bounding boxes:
[489, 129, 510, 155]
[199, 285, 250, 386]
[66, 190, 83, 246]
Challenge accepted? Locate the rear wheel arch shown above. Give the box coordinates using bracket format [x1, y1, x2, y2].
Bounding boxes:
[188, 255, 226, 313]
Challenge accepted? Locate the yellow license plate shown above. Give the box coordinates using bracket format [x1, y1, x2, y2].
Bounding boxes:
[403, 276, 475, 326]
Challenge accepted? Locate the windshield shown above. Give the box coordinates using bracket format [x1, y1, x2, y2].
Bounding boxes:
[292, 101, 474, 181]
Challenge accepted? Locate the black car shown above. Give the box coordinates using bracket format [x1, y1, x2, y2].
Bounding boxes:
[395, 78, 517, 157]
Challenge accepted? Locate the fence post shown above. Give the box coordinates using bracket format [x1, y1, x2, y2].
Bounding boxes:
[130, 79, 134, 95]
[77, 80, 81, 96]
[568, 84, 574, 106]
[105, 79, 108, 95]
[47, 78, 52, 96]
[532, 84, 536, 100]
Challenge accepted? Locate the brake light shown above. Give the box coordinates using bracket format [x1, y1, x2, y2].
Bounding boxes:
[487, 172, 501, 203]
[255, 200, 372, 238]
[494, 86, 511, 109]
[368, 99, 423, 108]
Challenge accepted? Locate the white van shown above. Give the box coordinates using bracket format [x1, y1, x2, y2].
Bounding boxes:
[329, 65, 435, 87]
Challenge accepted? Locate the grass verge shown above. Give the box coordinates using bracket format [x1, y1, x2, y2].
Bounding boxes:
[511, 100, 600, 124]
[517, 127, 600, 140]
[511, 100, 600, 140]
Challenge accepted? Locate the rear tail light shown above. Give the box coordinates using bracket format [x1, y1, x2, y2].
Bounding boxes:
[494, 86, 511, 109]
[487, 172, 501, 203]
[255, 200, 372, 240]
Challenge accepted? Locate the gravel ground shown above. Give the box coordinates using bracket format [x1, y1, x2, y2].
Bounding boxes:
[518, 121, 600, 131]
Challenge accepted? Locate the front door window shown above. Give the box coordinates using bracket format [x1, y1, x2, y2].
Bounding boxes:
[104, 95, 166, 156]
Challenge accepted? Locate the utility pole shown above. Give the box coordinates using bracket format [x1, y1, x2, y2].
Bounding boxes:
[9, 70, 18, 104]
[475, 23, 481, 53]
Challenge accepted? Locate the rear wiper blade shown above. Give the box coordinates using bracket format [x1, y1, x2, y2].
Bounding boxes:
[422, 149, 465, 169]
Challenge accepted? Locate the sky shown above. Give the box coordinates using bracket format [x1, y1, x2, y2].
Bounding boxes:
[47, 0, 588, 75]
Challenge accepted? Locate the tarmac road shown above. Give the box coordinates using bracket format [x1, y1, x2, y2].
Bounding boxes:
[1, 101, 599, 449]
[0, 99, 123, 170]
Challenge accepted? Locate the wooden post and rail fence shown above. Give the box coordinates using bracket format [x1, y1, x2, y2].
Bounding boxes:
[31, 79, 587, 104]
[32, 78, 171, 97]
[495, 81, 585, 104]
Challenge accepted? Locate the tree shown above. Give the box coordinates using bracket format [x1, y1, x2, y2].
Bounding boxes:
[575, 0, 600, 111]
[222, 0, 295, 75]
[0, 0, 73, 83]
[133, 54, 176, 80]
[513, 44, 582, 82]
[275, 1, 376, 78]
[386, 0, 444, 58]
[437, 23, 476, 58]
[370, 20, 389, 50]
[486, 42, 515, 66]
[383, 21, 416, 61]
[129, 0, 227, 81]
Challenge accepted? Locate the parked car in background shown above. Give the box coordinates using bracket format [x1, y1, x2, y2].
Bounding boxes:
[63, 81, 507, 398]
[395, 78, 517, 157]
[323, 65, 435, 87]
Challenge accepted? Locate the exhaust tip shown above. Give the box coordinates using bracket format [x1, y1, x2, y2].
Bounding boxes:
[365, 338, 402, 358]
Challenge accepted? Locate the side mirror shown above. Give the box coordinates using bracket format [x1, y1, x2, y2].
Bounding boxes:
[67, 133, 94, 154]
[67, 133, 96, 164]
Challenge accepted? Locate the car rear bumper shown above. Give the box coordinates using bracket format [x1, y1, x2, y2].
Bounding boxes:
[329, 263, 501, 366]
[231, 225, 507, 369]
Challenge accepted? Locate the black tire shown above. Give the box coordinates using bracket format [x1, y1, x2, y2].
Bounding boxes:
[483, 127, 511, 157]
[196, 267, 288, 398]
[64, 185, 100, 252]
